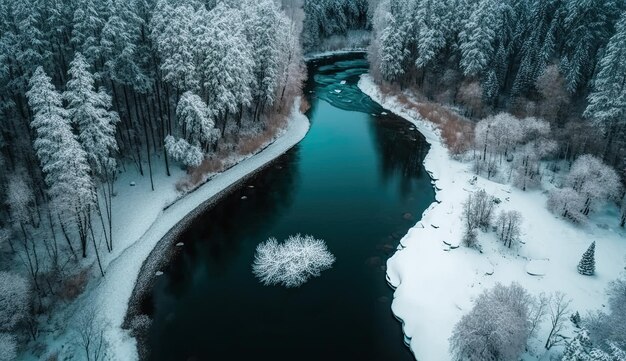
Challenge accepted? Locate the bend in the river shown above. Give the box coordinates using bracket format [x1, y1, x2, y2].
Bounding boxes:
[139, 53, 435, 360]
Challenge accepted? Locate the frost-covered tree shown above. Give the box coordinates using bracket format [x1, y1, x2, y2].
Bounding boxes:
[65, 52, 119, 251]
[244, 0, 287, 112]
[100, 0, 151, 92]
[577, 242, 595, 276]
[0, 333, 17, 361]
[562, 328, 626, 361]
[450, 283, 533, 361]
[164, 136, 204, 168]
[586, 276, 626, 353]
[560, 0, 622, 94]
[173, 91, 215, 152]
[70, 0, 106, 68]
[5, 171, 36, 226]
[65, 53, 119, 177]
[414, 0, 450, 70]
[372, 0, 411, 82]
[458, 0, 499, 77]
[196, 4, 254, 132]
[150, 2, 198, 91]
[547, 187, 587, 224]
[496, 210, 522, 248]
[27, 67, 95, 258]
[252, 234, 335, 288]
[474, 113, 524, 178]
[0, 272, 31, 334]
[562, 328, 593, 361]
[566, 155, 621, 216]
[536, 65, 570, 122]
[584, 12, 626, 157]
[462, 189, 497, 233]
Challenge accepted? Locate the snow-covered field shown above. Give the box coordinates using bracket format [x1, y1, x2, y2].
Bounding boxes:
[34, 99, 309, 360]
[359, 75, 626, 360]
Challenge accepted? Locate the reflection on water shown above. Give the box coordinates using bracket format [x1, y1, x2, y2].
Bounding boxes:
[142, 53, 435, 361]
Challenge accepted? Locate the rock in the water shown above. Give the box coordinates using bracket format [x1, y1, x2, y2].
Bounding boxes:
[130, 181, 136, 187]
[365, 256, 382, 267]
[382, 244, 395, 252]
[176, 242, 184, 247]
[155, 271, 163, 276]
[241, 196, 248, 200]
[403, 213, 413, 220]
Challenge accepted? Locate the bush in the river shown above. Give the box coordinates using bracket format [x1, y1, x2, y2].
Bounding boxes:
[252, 234, 335, 288]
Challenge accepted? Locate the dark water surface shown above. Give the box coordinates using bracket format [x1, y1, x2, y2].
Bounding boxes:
[143, 54, 434, 361]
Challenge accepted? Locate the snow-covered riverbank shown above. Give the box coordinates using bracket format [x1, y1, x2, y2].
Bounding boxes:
[359, 75, 626, 360]
[34, 99, 309, 360]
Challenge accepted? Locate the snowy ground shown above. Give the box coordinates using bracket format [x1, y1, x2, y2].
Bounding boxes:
[303, 49, 367, 61]
[359, 75, 626, 360]
[33, 99, 309, 360]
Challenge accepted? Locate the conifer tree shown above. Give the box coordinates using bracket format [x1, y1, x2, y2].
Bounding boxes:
[577, 241, 595, 276]
[27, 66, 95, 260]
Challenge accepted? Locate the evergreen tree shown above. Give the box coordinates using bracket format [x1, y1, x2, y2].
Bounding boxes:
[377, 0, 409, 82]
[458, 0, 499, 77]
[71, 0, 106, 68]
[577, 241, 596, 276]
[26, 66, 95, 258]
[65, 53, 119, 177]
[65, 53, 119, 251]
[560, 0, 623, 94]
[584, 12, 626, 141]
[196, 3, 254, 132]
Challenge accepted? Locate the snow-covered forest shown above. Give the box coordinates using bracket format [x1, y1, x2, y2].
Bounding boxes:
[1, 0, 626, 360]
[369, 0, 626, 174]
[0, 0, 311, 358]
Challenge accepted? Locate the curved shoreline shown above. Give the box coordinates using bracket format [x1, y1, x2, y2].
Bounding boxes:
[87, 99, 310, 360]
[357, 75, 445, 359]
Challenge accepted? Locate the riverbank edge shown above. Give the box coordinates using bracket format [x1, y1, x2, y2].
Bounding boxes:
[358, 75, 451, 357]
[87, 98, 309, 361]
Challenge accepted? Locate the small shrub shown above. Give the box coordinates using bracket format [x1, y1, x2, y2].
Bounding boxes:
[252, 234, 335, 288]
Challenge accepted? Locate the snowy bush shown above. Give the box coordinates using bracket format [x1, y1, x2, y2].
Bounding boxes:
[252, 235, 335, 288]
[0, 272, 31, 332]
[164, 135, 204, 168]
[449, 283, 533, 361]
[0, 333, 17, 361]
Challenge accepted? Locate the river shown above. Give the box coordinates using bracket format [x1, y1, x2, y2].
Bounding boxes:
[140, 53, 435, 360]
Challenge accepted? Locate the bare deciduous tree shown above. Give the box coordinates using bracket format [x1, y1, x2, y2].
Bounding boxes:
[496, 210, 522, 248]
[545, 292, 572, 349]
[75, 310, 110, 361]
